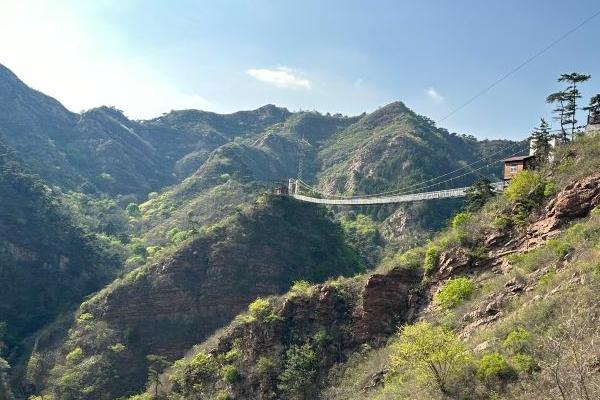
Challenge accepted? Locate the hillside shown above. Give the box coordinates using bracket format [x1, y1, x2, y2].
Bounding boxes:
[30, 197, 363, 399]
[137, 132, 600, 400]
[0, 63, 531, 400]
[134, 102, 517, 248]
[0, 140, 120, 368]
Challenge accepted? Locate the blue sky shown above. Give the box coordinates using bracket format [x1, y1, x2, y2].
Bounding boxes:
[1, 0, 599, 139]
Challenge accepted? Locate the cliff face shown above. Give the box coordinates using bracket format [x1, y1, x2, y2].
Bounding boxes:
[162, 266, 421, 400]
[42, 197, 363, 400]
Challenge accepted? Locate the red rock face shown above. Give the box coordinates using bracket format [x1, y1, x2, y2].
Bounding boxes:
[352, 267, 421, 341]
[527, 173, 600, 246]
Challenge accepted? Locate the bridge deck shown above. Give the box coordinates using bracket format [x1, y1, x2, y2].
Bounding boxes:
[291, 182, 504, 205]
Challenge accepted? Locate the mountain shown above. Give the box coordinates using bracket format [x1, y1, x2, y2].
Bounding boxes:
[0, 139, 120, 358]
[38, 197, 363, 399]
[0, 63, 533, 399]
[138, 131, 600, 400]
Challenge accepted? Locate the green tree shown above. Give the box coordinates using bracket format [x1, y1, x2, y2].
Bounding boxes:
[547, 73, 591, 140]
[530, 118, 552, 162]
[464, 178, 494, 212]
[278, 343, 319, 400]
[146, 354, 171, 397]
[546, 90, 570, 142]
[388, 321, 472, 395]
[126, 202, 141, 218]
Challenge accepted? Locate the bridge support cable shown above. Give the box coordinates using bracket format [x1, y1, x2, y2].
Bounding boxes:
[293, 143, 527, 201]
[291, 181, 505, 205]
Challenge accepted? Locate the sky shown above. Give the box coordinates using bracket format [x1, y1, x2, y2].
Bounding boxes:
[1, 0, 599, 139]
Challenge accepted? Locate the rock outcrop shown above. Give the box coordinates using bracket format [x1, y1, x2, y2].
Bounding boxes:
[352, 267, 421, 341]
[526, 173, 600, 247]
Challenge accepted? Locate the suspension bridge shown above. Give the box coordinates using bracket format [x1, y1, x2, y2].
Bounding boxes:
[279, 139, 533, 206]
[287, 179, 506, 205]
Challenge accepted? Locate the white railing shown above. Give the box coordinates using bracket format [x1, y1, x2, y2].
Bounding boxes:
[291, 181, 505, 205]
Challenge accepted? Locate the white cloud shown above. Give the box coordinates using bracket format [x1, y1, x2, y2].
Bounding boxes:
[0, 1, 211, 119]
[426, 87, 444, 103]
[247, 67, 311, 89]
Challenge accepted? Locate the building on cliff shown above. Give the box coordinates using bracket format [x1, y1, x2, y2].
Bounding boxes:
[502, 154, 536, 182]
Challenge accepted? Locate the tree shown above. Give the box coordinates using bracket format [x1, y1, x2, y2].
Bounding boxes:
[530, 118, 552, 162]
[146, 354, 171, 397]
[546, 90, 570, 143]
[278, 343, 319, 400]
[387, 321, 472, 396]
[126, 202, 141, 218]
[547, 73, 591, 141]
[464, 178, 494, 212]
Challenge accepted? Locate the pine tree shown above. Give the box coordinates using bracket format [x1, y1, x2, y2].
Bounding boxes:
[530, 118, 552, 162]
[546, 72, 591, 141]
[546, 91, 570, 143]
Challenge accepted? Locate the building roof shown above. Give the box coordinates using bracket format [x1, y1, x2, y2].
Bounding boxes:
[502, 155, 535, 162]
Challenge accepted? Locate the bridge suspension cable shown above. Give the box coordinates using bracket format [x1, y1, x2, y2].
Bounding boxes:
[294, 141, 529, 200]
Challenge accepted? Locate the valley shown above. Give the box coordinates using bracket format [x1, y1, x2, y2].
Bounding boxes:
[1, 60, 599, 400]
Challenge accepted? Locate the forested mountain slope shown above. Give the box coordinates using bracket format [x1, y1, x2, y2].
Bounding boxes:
[141, 132, 600, 400]
[0, 62, 528, 400]
[30, 197, 363, 399]
[0, 140, 120, 362]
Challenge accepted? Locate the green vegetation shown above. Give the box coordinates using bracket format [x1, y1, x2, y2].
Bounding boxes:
[476, 352, 515, 382]
[434, 277, 475, 309]
[0, 141, 121, 354]
[386, 321, 472, 397]
[278, 343, 319, 400]
[5, 61, 600, 400]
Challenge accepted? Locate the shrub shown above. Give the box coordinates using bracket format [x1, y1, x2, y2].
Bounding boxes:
[222, 364, 240, 384]
[450, 212, 472, 230]
[110, 343, 126, 353]
[512, 353, 539, 374]
[503, 327, 531, 354]
[543, 180, 557, 197]
[78, 313, 94, 323]
[492, 215, 512, 230]
[504, 170, 545, 203]
[434, 277, 474, 309]
[387, 321, 472, 395]
[476, 352, 516, 382]
[65, 347, 84, 365]
[188, 351, 219, 378]
[247, 298, 279, 322]
[278, 343, 319, 398]
[288, 281, 314, 299]
[423, 245, 441, 275]
[394, 247, 425, 270]
[256, 356, 276, 376]
[538, 269, 557, 287]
